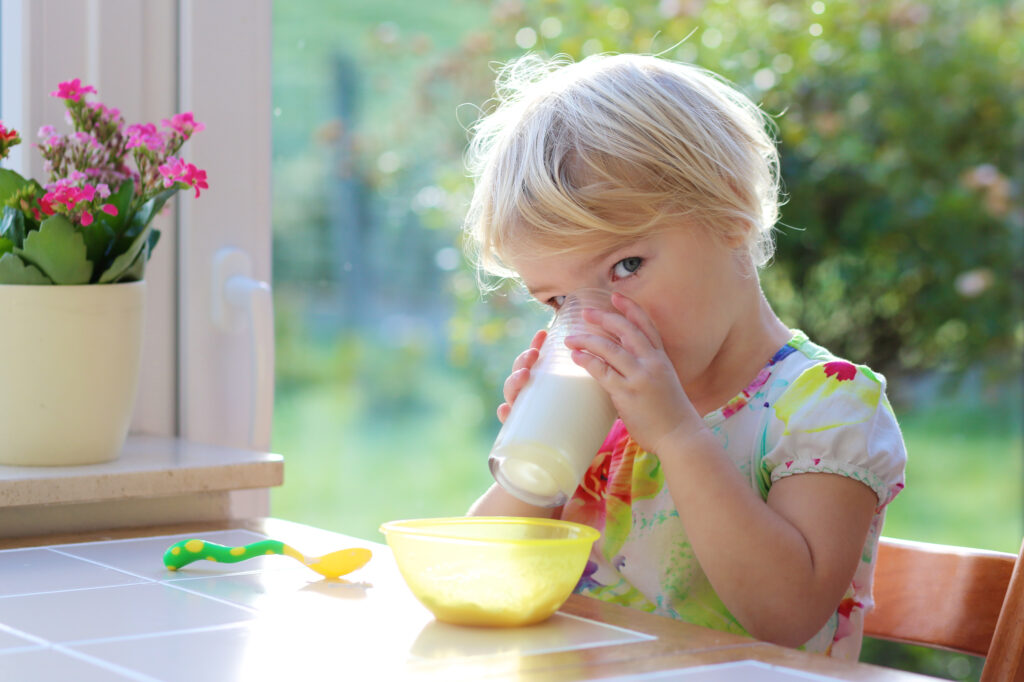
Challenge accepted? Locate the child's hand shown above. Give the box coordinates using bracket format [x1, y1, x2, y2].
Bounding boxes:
[497, 329, 547, 423]
[564, 293, 703, 454]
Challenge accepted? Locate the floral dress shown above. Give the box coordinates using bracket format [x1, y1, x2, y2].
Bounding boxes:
[560, 330, 907, 660]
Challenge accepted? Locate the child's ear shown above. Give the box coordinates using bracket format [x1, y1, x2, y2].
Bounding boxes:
[720, 219, 752, 249]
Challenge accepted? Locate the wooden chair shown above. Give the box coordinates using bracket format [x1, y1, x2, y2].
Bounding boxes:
[864, 536, 1024, 682]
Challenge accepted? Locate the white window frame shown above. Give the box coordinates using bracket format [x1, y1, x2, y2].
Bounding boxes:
[1, 0, 273, 449]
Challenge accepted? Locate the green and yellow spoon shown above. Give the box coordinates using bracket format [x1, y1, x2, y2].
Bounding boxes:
[163, 538, 372, 579]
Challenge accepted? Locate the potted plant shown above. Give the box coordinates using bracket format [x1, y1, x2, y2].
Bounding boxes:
[0, 78, 207, 466]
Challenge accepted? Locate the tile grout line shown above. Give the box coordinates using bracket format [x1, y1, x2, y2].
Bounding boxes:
[155, 580, 260, 614]
[0, 531, 303, 681]
[61, 621, 253, 649]
[0, 579, 151, 601]
[0, 620, 50, 649]
[48, 547, 164, 581]
[50, 643, 165, 682]
[0, 531, 273, 600]
[42, 544, 278, 590]
[0, 620, 158, 682]
[1, 577, 259, 617]
[558, 611, 659, 641]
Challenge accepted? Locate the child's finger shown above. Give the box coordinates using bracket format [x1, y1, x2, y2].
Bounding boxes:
[565, 332, 636, 380]
[584, 306, 656, 358]
[502, 366, 532, 407]
[511, 346, 540, 374]
[496, 330, 548, 424]
[610, 293, 663, 350]
[568, 348, 610, 382]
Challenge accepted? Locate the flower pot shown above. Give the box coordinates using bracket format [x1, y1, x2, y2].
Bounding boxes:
[0, 281, 145, 466]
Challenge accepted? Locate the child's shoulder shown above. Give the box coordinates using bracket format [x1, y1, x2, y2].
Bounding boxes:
[779, 330, 887, 389]
[771, 329, 895, 424]
[763, 331, 907, 510]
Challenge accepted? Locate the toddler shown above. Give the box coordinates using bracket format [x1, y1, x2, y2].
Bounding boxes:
[462, 53, 906, 659]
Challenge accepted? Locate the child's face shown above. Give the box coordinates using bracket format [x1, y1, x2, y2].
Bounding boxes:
[508, 223, 759, 389]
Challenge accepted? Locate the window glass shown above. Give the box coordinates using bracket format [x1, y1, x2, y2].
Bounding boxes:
[271, 0, 548, 539]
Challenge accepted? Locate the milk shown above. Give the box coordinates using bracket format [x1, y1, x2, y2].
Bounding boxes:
[488, 289, 618, 507]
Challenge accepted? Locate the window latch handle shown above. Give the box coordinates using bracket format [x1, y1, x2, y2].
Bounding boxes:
[212, 247, 275, 451]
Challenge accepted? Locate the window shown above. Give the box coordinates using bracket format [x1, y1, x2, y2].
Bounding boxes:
[0, 1, 273, 446]
[269, 0, 549, 538]
[0, 0, 278, 535]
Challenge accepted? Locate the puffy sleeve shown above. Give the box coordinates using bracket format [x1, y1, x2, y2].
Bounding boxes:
[763, 360, 907, 510]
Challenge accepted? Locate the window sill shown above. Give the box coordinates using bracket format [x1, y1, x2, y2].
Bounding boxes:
[0, 436, 283, 538]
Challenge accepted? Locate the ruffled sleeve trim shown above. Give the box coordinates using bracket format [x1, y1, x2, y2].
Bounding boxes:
[769, 457, 890, 510]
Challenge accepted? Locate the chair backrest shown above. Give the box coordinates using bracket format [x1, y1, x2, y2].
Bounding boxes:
[865, 536, 1024, 682]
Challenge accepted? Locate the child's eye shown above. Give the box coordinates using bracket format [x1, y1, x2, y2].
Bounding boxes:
[612, 256, 643, 279]
[547, 295, 566, 309]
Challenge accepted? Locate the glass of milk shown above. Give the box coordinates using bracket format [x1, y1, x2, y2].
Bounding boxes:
[488, 288, 618, 507]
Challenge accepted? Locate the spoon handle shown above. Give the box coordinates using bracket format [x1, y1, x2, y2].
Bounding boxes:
[163, 538, 286, 571]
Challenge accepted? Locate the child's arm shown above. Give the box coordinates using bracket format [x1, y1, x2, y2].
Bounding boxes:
[468, 482, 562, 518]
[467, 330, 559, 519]
[566, 293, 877, 647]
[656, 427, 876, 646]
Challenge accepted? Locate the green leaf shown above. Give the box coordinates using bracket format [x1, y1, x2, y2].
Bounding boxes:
[0, 236, 13, 257]
[0, 205, 27, 247]
[98, 223, 150, 283]
[127, 187, 178, 237]
[101, 180, 134, 237]
[147, 227, 161, 253]
[0, 252, 53, 284]
[109, 240, 148, 283]
[78, 182, 136, 273]
[80, 220, 116, 270]
[106, 187, 176, 267]
[0, 168, 30, 205]
[14, 215, 94, 284]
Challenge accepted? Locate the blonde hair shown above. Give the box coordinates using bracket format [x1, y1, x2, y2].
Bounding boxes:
[463, 52, 781, 280]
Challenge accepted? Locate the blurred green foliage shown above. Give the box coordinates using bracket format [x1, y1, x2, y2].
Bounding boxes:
[403, 0, 1023, 378]
[275, 0, 1023, 386]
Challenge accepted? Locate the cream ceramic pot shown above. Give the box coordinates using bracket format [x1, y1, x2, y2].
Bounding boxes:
[0, 281, 145, 466]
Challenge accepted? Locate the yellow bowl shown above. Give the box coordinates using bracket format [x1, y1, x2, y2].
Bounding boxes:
[379, 516, 600, 627]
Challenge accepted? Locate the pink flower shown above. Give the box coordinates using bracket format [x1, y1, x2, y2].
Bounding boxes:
[38, 181, 117, 227]
[80, 203, 117, 227]
[158, 157, 187, 184]
[73, 131, 99, 148]
[160, 112, 205, 137]
[40, 183, 95, 211]
[50, 78, 97, 102]
[38, 196, 55, 216]
[186, 167, 209, 198]
[37, 125, 56, 138]
[158, 157, 209, 198]
[125, 123, 165, 152]
[86, 101, 121, 121]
